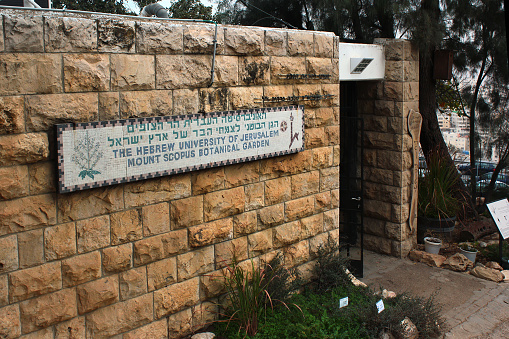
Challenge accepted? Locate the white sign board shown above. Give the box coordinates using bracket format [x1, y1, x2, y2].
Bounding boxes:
[57, 106, 304, 193]
[487, 198, 509, 239]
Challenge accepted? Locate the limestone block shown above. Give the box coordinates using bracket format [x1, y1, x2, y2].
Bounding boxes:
[0, 133, 48, 167]
[312, 147, 333, 170]
[147, 257, 177, 292]
[305, 128, 324, 148]
[285, 196, 314, 222]
[404, 82, 419, 101]
[157, 55, 211, 89]
[385, 60, 404, 82]
[85, 294, 153, 338]
[77, 276, 119, 314]
[0, 275, 7, 307]
[98, 19, 135, 53]
[9, 259, 60, 302]
[301, 213, 323, 238]
[173, 89, 199, 115]
[154, 278, 200, 319]
[0, 96, 24, 135]
[320, 167, 339, 191]
[331, 189, 339, 208]
[364, 199, 392, 221]
[377, 39, 405, 61]
[375, 100, 396, 117]
[291, 171, 320, 199]
[404, 61, 419, 82]
[258, 204, 285, 229]
[192, 302, 216, 333]
[324, 208, 339, 231]
[0, 54, 62, 95]
[167, 308, 193, 339]
[62, 54, 109, 93]
[204, 187, 245, 221]
[364, 234, 392, 255]
[26, 93, 97, 132]
[224, 27, 264, 55]
[239, 56, 270, 85]
[265, 29, 287, 56]
[385, 221, 406, 241]
[99, 92, 120, 121]
[137, 22, 183, 54]
[215, 237, 248, 267]
[313, 107, 335, 127]
[233, 211, 257, 237]
[58, 185, 124, 222]
[45, 17, 97, 52]
[198, 87, 229, 113]
[62, 251, 101, 287]
[284, 240, 309, 266]
[124, 174, 191, 208]
[288, 31, 314, 56]
[314, 33, 334, 58]
[248, 229, 273, 257]
[184, 24, 224, 54]
[119, 90, 172, 118]
[364, 131, 394, 150]
[0, 305, 21, 338]
[365, 167, 394, 185]
[20, 288, 77, 334]
[28, 162, 56, 195]
[270, 57, 307, 84]
[0, 194, 56, 236]
[213, 56, 239, 87]
[365, 182, 402, 205]
[309, 232, 329, 258]
[200, 269, 225, 299]
[111, 54, 155, 90]
[294, 84, 323, 109]
[177, 246, 215, 281]
[18, 229, 44, 268]
[391, 203, 410, 224]
[384, 82, 404, 101]
[133, 229, 188, 266]
[228, 86, 263, 110]
[76, 215, 110, 253]
[189, 218, 233, 248]
[322, 84, 340, 106]
[245, 182, 264, 211]
[0, 165, 29, 200]
[4, 16, 43, 52]
[263, 85, 294, 104]
[306, 57, 334, 80]
[364, 217, 386, 237]
[123, 318, 168, 339]
[315, 191, 331, 212]
[171, 196, 204, 229]
[265, 177, 291, 205]
[260, 150, 312, 179]
[333, 145, 340, 167]
[111, 209, 143, 245]
[225, 162, 259, 188]
[273, 221, 303, 247]
[191, 167, 225, 195]
[142, 202, 170, 236]
[119, 266, 147, 301]
[54, 316, 85, 339]
[0, 235, 18, 274]
[102, 243, 132, 274]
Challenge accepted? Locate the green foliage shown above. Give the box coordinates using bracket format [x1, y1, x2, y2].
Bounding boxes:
[168, 0, 213, 20]
[418, 150, 461, 219]
[262, 253, 302, 303]
[480, 242, 509, 261]
[313, 235, 352, 293]
[216, 284, 444, 339]
[52, 0, 133, 14]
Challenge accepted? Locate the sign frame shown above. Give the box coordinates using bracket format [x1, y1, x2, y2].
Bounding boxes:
[56, 106, 305, 193]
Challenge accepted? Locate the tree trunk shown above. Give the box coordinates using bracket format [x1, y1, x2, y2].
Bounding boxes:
[418, 4, 477, 219]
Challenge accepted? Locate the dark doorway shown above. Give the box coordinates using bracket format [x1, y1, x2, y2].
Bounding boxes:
[339, 81, 364, 278]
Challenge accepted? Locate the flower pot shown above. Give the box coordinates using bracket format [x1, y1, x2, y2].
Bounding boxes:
[424, 237, 442, 254]
[460, 248, 478, 263]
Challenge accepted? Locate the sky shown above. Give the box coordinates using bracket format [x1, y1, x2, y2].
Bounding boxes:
[125, 0, 217, 14]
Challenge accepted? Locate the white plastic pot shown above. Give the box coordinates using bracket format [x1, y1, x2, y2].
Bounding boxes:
[424, 237, 442, 254]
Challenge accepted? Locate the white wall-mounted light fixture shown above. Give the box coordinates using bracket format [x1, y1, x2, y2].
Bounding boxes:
[350, 58, 374, 74]
[339, 43, 385, 81]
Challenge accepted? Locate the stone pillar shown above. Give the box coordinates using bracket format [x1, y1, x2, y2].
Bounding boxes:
[357, 39, 419, 257]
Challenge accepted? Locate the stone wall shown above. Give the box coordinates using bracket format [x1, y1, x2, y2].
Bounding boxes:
[0, 9, 340, 338]
[359, 39, 420, 257]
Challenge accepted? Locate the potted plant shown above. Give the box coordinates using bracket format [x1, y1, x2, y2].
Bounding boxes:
[459, 243, 478, 263]
[424, 236, 442, 254]
[418, 150, 462, 242]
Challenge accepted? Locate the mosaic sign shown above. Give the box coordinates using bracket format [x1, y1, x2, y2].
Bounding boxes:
[57, 106, 304, 193]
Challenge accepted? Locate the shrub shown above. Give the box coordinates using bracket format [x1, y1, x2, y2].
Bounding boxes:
[313, 235, 352, 293]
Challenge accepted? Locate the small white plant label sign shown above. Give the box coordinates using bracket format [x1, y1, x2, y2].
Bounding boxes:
[339, 297, 349, 308]
[376, 299, 385, 313]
